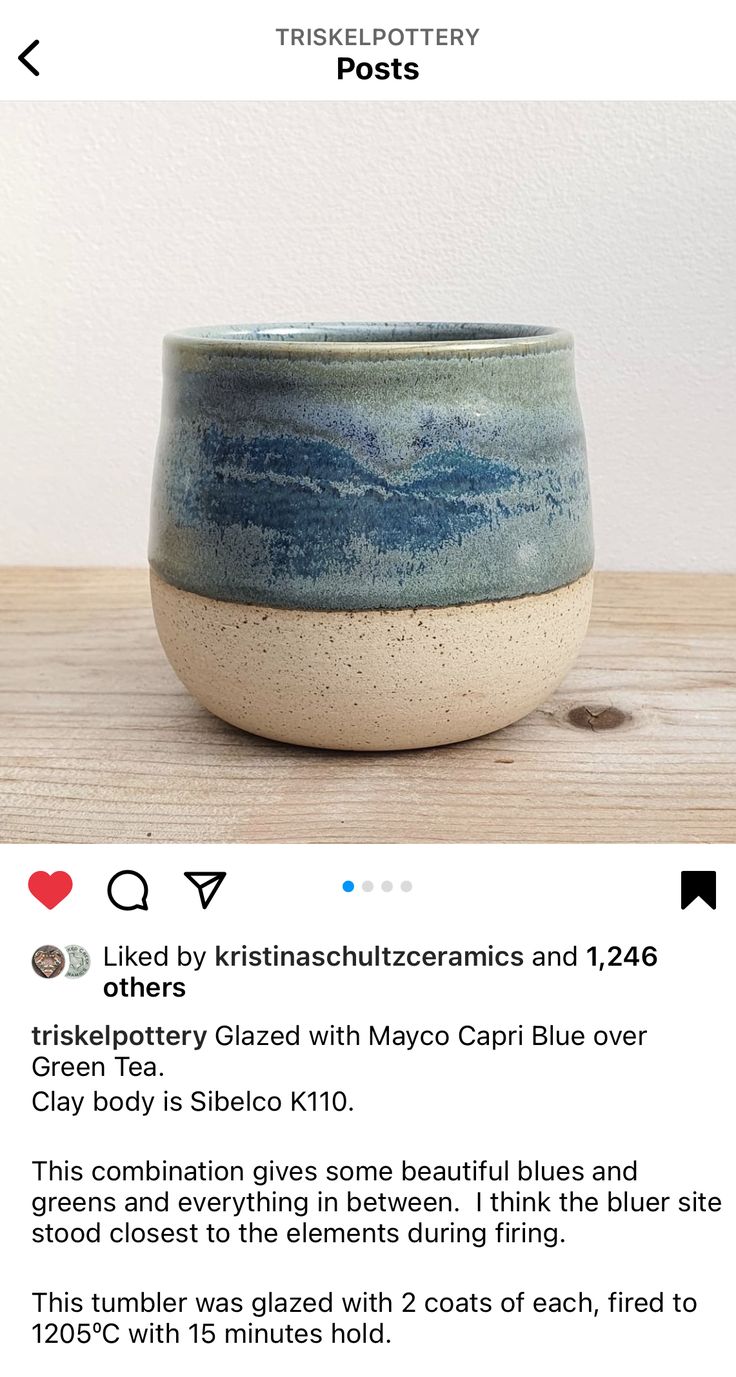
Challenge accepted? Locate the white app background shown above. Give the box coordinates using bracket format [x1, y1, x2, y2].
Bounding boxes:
[3, 844, 731, 1375]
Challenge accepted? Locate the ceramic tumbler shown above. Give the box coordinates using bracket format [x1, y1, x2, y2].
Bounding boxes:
[149, 323, 594, 749]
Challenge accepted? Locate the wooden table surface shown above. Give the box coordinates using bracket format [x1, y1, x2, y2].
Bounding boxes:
[1, 568, 734, 844]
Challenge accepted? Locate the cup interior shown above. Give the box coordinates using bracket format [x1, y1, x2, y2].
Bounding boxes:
[170, 322, 561, 346]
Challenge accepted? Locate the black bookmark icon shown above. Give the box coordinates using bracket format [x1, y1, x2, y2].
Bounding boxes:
[185, 872, 227, 910]
[680, 871, 717, 910]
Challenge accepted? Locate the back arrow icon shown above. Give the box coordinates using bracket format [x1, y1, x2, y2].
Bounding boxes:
[18, 40, 40, 76]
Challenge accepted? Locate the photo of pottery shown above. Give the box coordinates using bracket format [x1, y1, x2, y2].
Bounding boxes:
[1, 101, 734, 841]
[149, 323, 594, 749]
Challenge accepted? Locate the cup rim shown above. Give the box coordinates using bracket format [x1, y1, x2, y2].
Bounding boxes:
[164, 322, 573, 357]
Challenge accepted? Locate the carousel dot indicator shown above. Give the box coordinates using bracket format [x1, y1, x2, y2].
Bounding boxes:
[400, 881, 413, 892]
[362, 880, 374, 892]
[381, 880, 393, 892]
[342, 880, 355, 893]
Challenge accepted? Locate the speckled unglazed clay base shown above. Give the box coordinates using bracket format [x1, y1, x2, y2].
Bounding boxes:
[151, 568, 593, 751]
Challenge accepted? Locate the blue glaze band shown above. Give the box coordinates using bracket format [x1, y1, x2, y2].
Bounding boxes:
[149, 323, 594, 610]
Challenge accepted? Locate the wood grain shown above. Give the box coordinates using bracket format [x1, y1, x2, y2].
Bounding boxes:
[1, 568, 734, 844]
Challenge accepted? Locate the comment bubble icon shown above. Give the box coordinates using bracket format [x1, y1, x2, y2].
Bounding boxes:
[107, 870, 149, 911]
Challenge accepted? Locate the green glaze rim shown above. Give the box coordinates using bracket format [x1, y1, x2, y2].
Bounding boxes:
[164, 322, 574, 360]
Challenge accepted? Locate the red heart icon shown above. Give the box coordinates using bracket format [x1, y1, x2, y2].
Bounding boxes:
[28, 871, 73, 909]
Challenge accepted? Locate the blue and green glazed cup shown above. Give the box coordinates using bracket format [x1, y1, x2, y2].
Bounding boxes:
[149, 323, 594, 750]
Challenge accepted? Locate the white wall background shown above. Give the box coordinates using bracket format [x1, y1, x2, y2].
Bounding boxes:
[1, 101, 734, 569]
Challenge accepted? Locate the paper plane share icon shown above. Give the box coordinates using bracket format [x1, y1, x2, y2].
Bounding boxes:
[184, 871, 227, 910]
